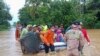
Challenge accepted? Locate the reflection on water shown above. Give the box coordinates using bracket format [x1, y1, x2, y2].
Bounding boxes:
[0, 28, 22, 56]
[0, 28, 100, 56]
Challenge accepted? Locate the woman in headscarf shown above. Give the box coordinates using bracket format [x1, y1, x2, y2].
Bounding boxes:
[55, 28, 64, 42]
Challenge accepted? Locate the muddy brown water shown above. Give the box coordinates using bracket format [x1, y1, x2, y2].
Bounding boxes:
[0, 28, 100, 56]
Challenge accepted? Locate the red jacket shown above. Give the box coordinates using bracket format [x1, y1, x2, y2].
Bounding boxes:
[81, 28, 90, 43]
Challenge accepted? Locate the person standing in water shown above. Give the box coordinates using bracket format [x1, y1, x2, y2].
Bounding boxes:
[78, 22, 91, 45]
[20, 25, 41, 55]
[20, 25, 33, 54]
[64, 24, 85, 56]
[40, 25, 55, 56]
[78, 22, 91, 55]
[15, 22, 22, 40]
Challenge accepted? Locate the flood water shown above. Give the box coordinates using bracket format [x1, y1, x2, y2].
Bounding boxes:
[0, 28, 100, 56]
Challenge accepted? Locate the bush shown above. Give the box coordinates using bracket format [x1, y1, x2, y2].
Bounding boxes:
[94, 21, 100, 29]
[0, 25, 9, 31]
[81, 14, 97, 29]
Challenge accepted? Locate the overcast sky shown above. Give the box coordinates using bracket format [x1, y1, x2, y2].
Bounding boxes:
[4, 0, 25, 25]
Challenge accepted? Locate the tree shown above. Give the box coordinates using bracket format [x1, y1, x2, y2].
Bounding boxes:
[19, 0, 99, 29]
[19, 0, 81, 27]
[19, 6, 32, 24]
[0, 0, 12, 30]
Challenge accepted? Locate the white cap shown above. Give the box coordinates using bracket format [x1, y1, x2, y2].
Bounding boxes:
[33, 25, 37, 27]
[80, 22, 83, 25]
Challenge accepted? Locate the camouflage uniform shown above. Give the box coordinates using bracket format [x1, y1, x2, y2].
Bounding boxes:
[65, 29, 84, 56]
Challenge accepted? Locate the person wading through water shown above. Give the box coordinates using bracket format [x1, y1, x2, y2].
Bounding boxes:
[15, 22, 22, 41]
[78, 22, 91, 55]
[64, 23, 85, 56]
[40, 25, 56, 56]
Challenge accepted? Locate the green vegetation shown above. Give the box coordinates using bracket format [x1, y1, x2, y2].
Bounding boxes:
[18, 0, 100, 29]
[0, 0, 12, 31]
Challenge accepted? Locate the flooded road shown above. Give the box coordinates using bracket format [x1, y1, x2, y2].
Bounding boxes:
[0, 28, 100, 56]
[0, 28, 22, 56]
